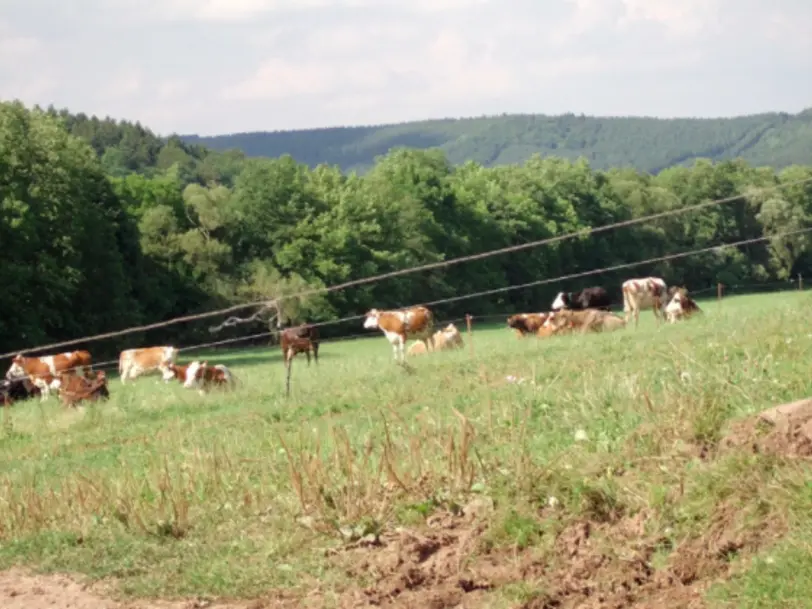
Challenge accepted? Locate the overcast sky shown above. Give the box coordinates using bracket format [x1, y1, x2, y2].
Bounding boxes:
[0, 0, 810, 136]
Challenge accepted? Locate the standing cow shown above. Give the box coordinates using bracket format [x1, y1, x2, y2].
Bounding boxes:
[119, 346, 178, 383]
[279, 323, 319, 368]
[551, 287, 612, 312]
[622, 276, 668, 328]
[363, 306, 434, 363]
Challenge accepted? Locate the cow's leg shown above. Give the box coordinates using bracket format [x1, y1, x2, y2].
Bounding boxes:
[305, 350, 311, 366]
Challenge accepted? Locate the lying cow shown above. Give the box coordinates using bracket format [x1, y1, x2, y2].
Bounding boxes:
[56, 370, 110, 408]
[279, 323, 319, 368]
[543, 309, 627, 335]
[408, 323, 464, 356]
[0, 378, 41, 406]
[5, 350, 93, 400]
[119, 346, 178, 383]
[506, 313, 551, 338]
[665, 287, 702, 323]
[183, 361, 236, 395]
[551, 286, 612, 312]
[363, 306, 435, 363]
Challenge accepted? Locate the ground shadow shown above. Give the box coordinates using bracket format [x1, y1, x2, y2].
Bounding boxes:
[178, 348, 343, 371]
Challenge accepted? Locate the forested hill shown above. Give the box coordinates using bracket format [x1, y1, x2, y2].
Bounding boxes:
[182, 108, 812, 174]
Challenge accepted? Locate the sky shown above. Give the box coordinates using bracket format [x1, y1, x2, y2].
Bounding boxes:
[0, 0, 810, 136]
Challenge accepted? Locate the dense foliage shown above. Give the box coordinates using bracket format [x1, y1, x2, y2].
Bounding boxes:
[2, 100, 812, 358]
[184, 108, 812, 175]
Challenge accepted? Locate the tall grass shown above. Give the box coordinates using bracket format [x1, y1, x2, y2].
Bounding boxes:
[0, 292, 811, 603]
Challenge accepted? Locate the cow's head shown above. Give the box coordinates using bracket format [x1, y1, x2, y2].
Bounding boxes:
[363, 309, 381, 330]
[183, 361, 205, 389]
[162, 364, 180, 382]
[5, 354, 26, 380]
[551, 292, 569, 311]
[665, 288, 688, 314]
[506, 314, 526, 330]
[543, 310, 573, 333]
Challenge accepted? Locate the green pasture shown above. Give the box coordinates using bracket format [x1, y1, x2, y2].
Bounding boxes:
[2, 291, 812, 606]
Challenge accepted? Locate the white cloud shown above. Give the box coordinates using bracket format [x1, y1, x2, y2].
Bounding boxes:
[224, 28, 515, 106]
[619, 0, 722, 37]
[107, 70, 142, 98]
[147, 0, 490, 22]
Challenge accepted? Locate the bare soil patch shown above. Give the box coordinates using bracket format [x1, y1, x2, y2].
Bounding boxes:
[720, 397, 812, 457]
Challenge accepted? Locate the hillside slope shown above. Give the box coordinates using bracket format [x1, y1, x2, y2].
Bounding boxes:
[182, 108, 812, 174]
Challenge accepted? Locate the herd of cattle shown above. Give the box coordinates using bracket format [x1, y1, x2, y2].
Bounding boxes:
[0, 275, 700, 407]
[361, 275, 701, 362]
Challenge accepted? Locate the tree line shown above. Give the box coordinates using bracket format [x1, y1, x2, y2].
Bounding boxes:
[184, 108, 812, 175]
[1, 100, 811, 358]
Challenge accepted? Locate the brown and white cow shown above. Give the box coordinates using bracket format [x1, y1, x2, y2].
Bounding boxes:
[506, 313, 551, 338]
[183, 361, 236, 395]
[407, 323, 464, 356]
[621, 276, 668, 328]
[5, 350, 93, 400]
[665, 287, 702, 323]
[119, 346, 178, 383]
[543, 309, 626, 335]
[363, 306, 434, 363]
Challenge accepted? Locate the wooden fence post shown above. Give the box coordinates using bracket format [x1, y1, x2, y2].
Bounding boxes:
[285, 358, 293, 398]
[717, 282, 724, 301]
[465, 314, 474, 358]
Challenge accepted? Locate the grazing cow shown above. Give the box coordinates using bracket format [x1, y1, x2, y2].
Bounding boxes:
[0, 378, 41, 406]
[279, 324, 319, 368]
[408, 323, 464, 356]
[551, 287, 612, 312]
[543, 309, 627, 335]
[183, 361, 236, 395]
[5, 350, 93, 400]
[56, 370, 109, 407]
[665, 288, 702, 323]
[363, 306, 434, 363]
[119, 346, 178, 383]
[506, 313, 551, 338]
[621, 276, 668, 328]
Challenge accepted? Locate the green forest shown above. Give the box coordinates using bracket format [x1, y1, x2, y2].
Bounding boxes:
[183, 108, 812, 175]
[2, 100, 812, 358]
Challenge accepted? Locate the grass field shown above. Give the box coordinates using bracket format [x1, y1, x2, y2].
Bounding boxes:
[2, 291, 812, 608]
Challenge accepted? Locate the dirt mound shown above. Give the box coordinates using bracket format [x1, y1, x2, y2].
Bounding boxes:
[721, 398, 812, 457]
[333, 509, 501, 608]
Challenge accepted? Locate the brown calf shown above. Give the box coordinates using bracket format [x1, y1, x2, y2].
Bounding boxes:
[57, 370, 109, 408]
[279, 324, 319, 368]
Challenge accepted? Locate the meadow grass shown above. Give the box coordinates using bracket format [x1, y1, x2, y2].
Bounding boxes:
[1, 291, 812, 605]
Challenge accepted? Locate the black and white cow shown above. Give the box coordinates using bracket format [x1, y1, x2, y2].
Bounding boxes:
[0, 378, 41, 405]
[551, 286, 612, 312]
